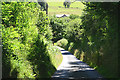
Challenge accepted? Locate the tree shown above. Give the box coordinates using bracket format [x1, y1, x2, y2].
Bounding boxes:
[38, 0, 48, 14]
[63, 0, 71, 8]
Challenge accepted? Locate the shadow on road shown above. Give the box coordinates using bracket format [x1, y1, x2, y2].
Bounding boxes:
[52, 47, 105, 80]
[61, 50, 72, 55]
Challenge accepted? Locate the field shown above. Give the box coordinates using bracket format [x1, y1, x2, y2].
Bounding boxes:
[48, 1, 85, 16]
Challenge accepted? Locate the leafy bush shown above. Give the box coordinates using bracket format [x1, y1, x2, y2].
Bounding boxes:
[49, 16, 71, 42]
[69, 14, 80, 19]
[55, 38, 68, 49]
[2, 2, 62, 79]
[65, 18, 83, 42]
[2, 2, 39, 78]
[49, 16, 82, 43]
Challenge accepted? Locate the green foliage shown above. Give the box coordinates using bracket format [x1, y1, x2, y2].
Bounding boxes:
[79, 2, 118, 78]
[50, 2, 119, 78]
[69, 14, 80, 19]
[65, 18, 83, 42]
[47, 45, 63, 69]
[55, 38, 68, 49]
[38, 1, 48, 14]
[50, 16, 71, 42]
[69, 2, 119, 78]
[2, 2, 39, 78]
[2, 2, 62, 79]
[63, 0, 71, 8]
[36, 11, 53, 40]
[50, 15, 82, 43]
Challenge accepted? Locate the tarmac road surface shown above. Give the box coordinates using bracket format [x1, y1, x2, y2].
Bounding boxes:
[52, 46, 104, 80]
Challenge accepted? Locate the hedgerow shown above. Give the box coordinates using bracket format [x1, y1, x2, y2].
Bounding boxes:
[49, 16, 71, 42]
[53, 2, 119, 78]
[2, 2, 62, 78]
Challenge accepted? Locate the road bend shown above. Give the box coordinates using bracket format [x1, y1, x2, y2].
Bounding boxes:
[51, 46, 104, 80]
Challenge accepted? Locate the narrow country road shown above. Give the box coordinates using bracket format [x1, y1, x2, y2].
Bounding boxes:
[52, 46, 104, 80]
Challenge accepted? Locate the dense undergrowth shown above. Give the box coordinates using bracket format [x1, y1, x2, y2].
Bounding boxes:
[52, 2, 119, 78]
[2, 2, 62, 79]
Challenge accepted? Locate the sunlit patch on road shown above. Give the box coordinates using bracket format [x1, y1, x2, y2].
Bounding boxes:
[52, 46, 103, 79]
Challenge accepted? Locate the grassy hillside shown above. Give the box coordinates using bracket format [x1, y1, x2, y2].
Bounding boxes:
[48, 1, 85, 16]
